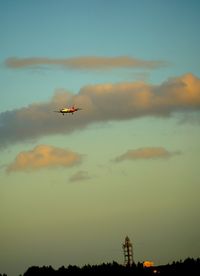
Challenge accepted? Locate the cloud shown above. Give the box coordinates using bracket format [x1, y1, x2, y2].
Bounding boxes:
[0, 73, 200, 149]
[114, 147, 181, 162]
[69, 170, 91, 182]
[6, 145, 82, 172]
[5, 56, 167, 70]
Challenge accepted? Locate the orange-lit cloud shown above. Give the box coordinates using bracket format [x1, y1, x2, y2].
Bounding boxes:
[0, 73, 200, 148]
[114, 147, 181, 162]
[69, 170, 91, 182]
[6, 145, 82, 172]
[5, 56, 167, 70]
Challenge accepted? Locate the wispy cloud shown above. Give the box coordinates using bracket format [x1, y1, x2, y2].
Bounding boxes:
[114, 147, 181, 162]
[6, 145, 83, 172]
[5, 56, 167, 70]
[69, 170, 91, 182]
[0, 73, 200, 149]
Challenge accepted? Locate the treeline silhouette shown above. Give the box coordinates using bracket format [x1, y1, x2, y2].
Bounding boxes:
[3, 257, 197, 276]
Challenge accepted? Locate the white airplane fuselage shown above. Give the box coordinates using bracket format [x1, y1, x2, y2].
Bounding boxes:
[59, 107, 79, 115]
[54, 106, 81, 115]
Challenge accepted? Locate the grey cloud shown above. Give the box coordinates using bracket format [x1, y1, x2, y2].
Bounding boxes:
[5, 56, 167, 70]
[0, 73, 200, 149]
[69, 170, 91, 182]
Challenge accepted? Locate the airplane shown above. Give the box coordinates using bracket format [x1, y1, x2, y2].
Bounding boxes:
[54, 105, 82, 115]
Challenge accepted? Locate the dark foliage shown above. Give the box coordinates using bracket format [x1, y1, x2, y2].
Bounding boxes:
[21, 258, 200, 276]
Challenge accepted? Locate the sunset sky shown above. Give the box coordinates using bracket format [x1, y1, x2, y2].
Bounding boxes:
[1, 1, 200, 275]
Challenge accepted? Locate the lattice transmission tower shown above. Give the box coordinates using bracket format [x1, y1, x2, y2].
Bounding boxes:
[122, 236, 134, 266]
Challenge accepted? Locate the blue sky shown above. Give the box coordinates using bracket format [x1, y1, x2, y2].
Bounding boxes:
[1, 1, 200, 275]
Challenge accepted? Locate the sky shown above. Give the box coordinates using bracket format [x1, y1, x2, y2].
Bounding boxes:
[0, 0, 200, 275]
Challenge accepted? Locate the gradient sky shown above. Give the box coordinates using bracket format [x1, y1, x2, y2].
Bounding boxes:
[1, 1, 200, 275]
